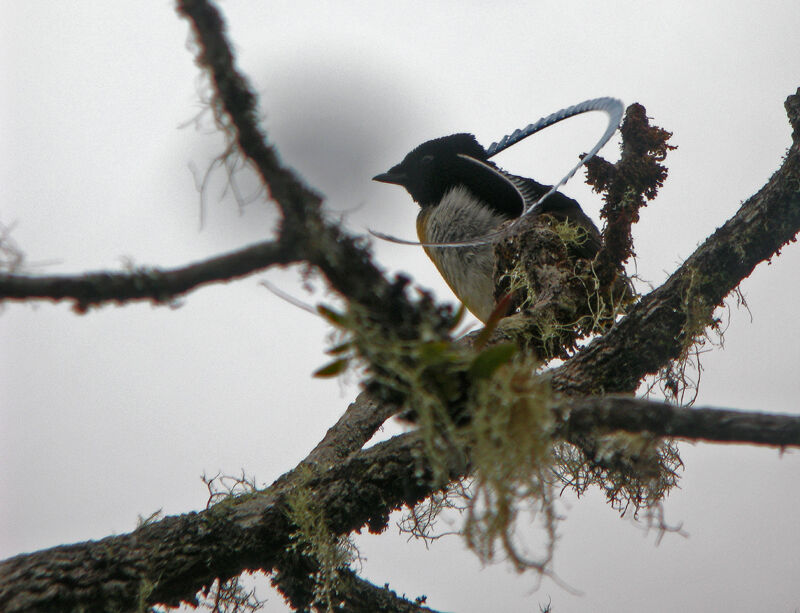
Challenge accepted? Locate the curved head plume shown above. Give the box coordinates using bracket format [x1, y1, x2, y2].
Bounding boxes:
[371, 97, 625, 248]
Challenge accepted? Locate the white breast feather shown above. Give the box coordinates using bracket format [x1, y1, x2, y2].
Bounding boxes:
[418, 186, 508, 323]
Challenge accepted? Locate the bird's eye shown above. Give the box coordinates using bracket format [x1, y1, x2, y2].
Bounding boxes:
[420, 155, 434, 165]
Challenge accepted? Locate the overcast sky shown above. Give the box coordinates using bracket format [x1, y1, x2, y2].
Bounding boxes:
[1, 2, 799, 612]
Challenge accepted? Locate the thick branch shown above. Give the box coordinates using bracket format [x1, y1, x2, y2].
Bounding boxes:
[333, 569, 442, 613]
[0, 433, 453, 612]
[271, 563, 443, 613]
[0, 239, 297, 311]
[2, 400, 797, 611]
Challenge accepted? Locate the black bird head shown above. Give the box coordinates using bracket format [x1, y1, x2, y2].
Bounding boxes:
[372, 130, 605, 323]
[373, 133, 524, 218]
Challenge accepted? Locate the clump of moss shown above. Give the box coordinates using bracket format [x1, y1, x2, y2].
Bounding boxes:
[642, 267, 731, 406]
[285, 467, 358, 612]
[462, 356, 559, 572]
[398, 480, 470, 542]
[315, 299, 479, 485]
[554, 433, 682, 516]
[495, 216, 636, 362]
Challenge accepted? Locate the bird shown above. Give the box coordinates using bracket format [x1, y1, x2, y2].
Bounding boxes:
[373, 133, 601, 323]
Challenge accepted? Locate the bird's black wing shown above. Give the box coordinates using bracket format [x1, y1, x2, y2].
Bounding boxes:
[452, 154, 525, 219]
[455, 155, 601, 257]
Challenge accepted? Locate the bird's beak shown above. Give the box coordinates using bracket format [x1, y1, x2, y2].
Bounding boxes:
[372, 170, 407, 186]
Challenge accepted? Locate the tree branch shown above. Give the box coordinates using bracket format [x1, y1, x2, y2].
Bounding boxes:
[544, 87, 800, 394]
[0, 240, 298, 311]
[0, 432, 459, 612]
[560, 396, 800, 447]
[176, 0, 322, 222]
[4, 0, 798, 608]
[2, 399, 797, 611]
[176, 0, 458, 356]
[331, 569, 442, 613]
[302, 389, 400, 469]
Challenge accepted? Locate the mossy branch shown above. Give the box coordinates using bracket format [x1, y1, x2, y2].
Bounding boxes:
[587, 103, 676, 273]
[2, 400, 797, 611]
[0, 241, 298, 312]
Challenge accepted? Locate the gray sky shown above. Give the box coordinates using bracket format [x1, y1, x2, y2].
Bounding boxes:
[1, 2, 799, 612]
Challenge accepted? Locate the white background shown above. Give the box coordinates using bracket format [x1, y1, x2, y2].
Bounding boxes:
[1, 2, 799, 612]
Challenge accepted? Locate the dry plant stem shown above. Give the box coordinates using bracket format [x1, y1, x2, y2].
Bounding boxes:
[176, 0, 322, 222]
